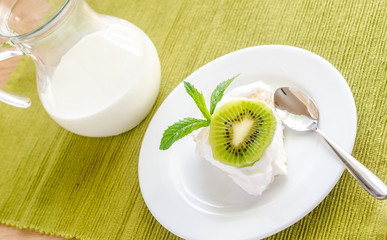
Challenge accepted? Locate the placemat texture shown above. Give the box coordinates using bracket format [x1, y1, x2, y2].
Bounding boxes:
[0, 0, 386, 239]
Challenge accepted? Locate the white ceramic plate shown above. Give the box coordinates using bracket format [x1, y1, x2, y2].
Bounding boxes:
[139, 45, 357, 240]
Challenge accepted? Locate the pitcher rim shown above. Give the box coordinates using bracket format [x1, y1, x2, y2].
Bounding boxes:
[0, 0, 72, 41]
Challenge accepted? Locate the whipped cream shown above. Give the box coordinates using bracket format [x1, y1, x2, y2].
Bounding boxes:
[192, 81, 287, 196]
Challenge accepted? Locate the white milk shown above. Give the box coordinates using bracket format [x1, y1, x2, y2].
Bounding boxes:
[41, 21, 160, 137]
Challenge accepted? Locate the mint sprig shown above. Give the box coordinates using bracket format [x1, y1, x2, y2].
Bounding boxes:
[159, 118, 210, 150]
[159, 75, 239, 150]
[184, 82, 211, 121]
[210, 74, 239, 114]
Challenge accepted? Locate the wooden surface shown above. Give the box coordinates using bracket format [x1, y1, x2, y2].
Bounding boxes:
[0, 224, 69, 240]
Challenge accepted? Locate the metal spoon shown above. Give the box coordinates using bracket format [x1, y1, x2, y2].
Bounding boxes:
[273, 87, 387, 200]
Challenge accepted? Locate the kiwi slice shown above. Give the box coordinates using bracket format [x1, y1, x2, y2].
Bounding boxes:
[209, 99, 277, 168]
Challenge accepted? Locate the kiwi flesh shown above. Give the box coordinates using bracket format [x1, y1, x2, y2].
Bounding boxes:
[209, 99, 277, 168]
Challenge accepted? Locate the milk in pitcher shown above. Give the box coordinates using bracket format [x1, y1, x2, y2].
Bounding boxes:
[41, 18, 160, 137]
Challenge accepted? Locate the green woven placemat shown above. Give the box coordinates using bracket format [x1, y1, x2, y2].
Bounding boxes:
[0, 0, 386, 239]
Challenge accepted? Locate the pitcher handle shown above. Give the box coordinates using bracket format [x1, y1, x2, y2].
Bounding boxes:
[0, 46, 31, 108]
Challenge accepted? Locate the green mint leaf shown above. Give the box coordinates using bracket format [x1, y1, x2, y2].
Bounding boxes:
[184, 82, 211, 121]
[210, 74, 240, 114]
[159, 117, 210, 150]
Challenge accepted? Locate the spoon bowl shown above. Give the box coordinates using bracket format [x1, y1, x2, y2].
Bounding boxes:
[274, 87, 318, 131]
[274, 87, 387, 200]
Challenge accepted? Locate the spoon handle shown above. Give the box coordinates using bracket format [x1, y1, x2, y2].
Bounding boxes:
[315, 128, 387, 200]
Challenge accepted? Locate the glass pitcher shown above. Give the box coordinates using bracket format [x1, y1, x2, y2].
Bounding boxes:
[0, 0, 161, 137]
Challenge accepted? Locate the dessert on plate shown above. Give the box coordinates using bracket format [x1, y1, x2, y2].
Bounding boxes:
[160, 76, 287, 195]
